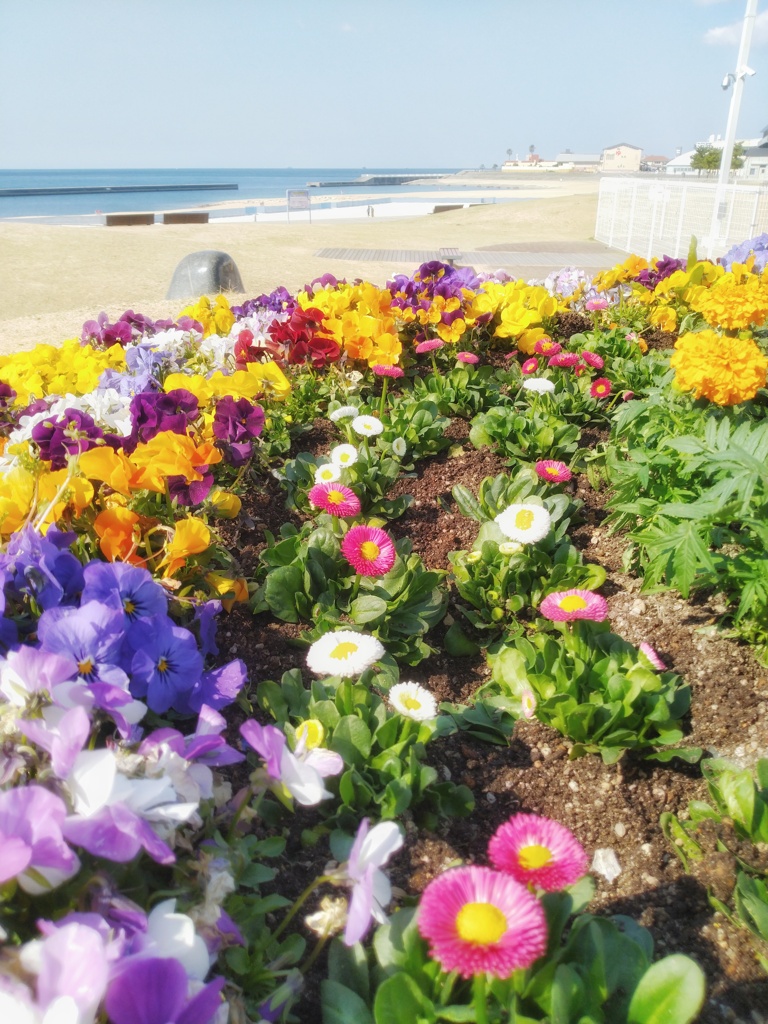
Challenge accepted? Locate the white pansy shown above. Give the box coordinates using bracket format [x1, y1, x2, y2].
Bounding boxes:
[143, 899, 210, 980]
[306, 630, 385, 678]
[351, 415, 384, 437]
[329, 405, 359, 422]
[388, 682, 438, 722]
[522, 377, 555, 394]
[494, 503, 551, 544]
[330, 444, 358, 468]
[314, 462, 342, 485]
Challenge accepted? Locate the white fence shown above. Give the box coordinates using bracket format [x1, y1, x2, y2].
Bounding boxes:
[595, 177, 768, 261]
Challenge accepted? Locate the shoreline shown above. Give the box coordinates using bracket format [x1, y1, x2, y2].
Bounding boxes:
[0, 187, 610, 355]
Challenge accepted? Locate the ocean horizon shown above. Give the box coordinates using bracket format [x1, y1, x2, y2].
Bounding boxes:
[0, 167, 467, 220]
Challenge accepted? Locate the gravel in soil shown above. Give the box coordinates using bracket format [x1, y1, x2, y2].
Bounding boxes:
[220, 422, 768, 1024]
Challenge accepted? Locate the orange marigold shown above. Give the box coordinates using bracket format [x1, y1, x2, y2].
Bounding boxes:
[670, 329, 768, 406]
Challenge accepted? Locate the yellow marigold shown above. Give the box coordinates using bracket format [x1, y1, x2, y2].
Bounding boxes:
[670, 329, 768, 405]
[686, 273, 768, 332]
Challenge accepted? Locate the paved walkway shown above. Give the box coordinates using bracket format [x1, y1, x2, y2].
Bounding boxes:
[314, 240, 625, 276]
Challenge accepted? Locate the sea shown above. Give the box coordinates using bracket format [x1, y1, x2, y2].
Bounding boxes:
[0, 167, 476, 222]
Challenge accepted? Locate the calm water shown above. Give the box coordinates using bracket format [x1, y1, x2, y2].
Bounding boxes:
[0, 167, 465, 220]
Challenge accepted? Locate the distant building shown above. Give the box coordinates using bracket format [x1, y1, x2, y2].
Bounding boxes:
[554, 152, 601, 170]
[601, 143, 642, 172]
[641, 155, 670, 172]
[743, 124, 768, 180]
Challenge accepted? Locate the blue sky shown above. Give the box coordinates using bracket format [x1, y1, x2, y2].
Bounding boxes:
[1, 0, 765, 168]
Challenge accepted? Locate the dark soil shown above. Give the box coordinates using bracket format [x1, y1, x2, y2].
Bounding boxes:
[221, 421, 768, 1024]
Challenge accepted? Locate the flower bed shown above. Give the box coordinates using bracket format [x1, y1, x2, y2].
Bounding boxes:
[1, 238, 768, 1023]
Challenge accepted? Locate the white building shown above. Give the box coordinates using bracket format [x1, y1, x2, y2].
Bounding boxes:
[601, 143, 642, 172]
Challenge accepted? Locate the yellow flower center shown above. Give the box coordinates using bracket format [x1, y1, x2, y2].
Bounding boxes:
[158, 657, 169, 673]
[545, 466, 560, 476]
[403, 696, 422, 710]
[559, 594, 588, 612]
[320, 469, 334, 480]
[330, 641, 358, 660]
[78, 658, 94, 676]
[514, 509, 535, 530]
[455, 902, 507, 945]
[340, 453, 351, 463]
[359, 541, 380, 561]
[296, 719, 325, 749]
[124, 599, 136, 615]
[518, 844, 553, 870]
[327, 490, 344, 505]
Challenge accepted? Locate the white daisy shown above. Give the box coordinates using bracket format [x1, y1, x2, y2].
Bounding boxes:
[392, 437, 407, 458]
[351, 415, 384, 437]
[329, 405, 359, 423]
[494, 503, 551, 544]
[498, 541, 524, 556]
[521, 689, 537, 719]
[388, 682, 438, 722]
[522, 378, 555, 394]
[314, 463, 342, 485]
[306, 630, 385, 677]
[330, 444, 358, 468]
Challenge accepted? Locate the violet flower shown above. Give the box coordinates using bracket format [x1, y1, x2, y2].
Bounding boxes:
[167, 471, 215, 507]
[20, 920, 110, 1022]
[0, 524, 84, 610]
[128, 615, 204, 714]
[339, 818, 403, 945]
[81, 561, 168, 638]
[105, 957, 225, 1024]
[22, 704, 91, 778]
[0, 785, 80, 893]
[124, 389, 199, 452]
[239, 719, 343, 806]
[173, 658, 247, 716]
[212, 396, 264, 443]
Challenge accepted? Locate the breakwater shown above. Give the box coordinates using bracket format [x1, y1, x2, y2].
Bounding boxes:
[0, 183, 238, 198]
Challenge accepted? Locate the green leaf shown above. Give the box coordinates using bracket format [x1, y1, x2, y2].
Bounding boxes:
[264, 564, 304, 622]
[373, 972, 435, 1024]
[321, 980, 375, 1024]
[443, 622, 481, 656]
[351, 595, 389, 625]
[331, 717, 373, 767]
[327, 941, 370, 1001]
[627, 954, 706, 1024]
[645, 747, 703, 765]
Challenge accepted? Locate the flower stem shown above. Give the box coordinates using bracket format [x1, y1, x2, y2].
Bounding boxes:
[473, 973, 489, 1024]
[378, 377, 389, 419]
[272, 874, 333, 943]
[299, 933, 330, 974]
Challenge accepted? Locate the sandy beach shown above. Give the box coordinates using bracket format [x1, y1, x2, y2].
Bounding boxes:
[0, 174, 607, 355]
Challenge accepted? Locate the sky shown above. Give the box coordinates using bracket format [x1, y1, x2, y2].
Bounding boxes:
[0, 0, 765, 169]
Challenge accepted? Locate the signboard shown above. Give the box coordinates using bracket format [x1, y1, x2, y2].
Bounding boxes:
[286, 189, 311, 221]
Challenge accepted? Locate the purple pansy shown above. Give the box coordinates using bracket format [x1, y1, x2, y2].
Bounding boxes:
[105, 957, 225, 1024]
[81, 561, 168, 636]
[128, 615, 204, 713]
[0, 785, 79, 892]
[212, 396, 265, 443]
[124, 389, 199, 452]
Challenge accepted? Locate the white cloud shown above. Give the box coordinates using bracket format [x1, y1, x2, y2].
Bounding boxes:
[704, 9, 768, 46]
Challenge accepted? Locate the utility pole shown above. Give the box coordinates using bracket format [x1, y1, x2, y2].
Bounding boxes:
[706, 0, 757, 258]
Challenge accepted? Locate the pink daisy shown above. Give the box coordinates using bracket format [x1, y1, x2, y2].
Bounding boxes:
[539, 588, 608, 622]
[590, 377, 612, 399]
[417, 865, 547, 979]
[534, 460, 572, 483]
[456, 351, 479, 364]
[580, 350, 604, 369]
[622, 390, 635, 402]
[415, 338, 444, 354]
[373, 364, 404, 378]
[521, 689, 537, 719]
[534, 338, 561, 357]
[548, 352, 580, 369]
[488, 813, 588, 892]
[639, 642, 667, 671]
[341, 525, 396, 576]
[521, 357, 539, 375]
[308, 482, 361, 518]
[585, 297, 608, 311]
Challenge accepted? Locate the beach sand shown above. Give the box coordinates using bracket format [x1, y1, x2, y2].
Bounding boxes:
[0, 178, 605, 355]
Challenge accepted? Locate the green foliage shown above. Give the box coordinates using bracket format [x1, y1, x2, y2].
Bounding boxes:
[662, 758, 768, 969]
[469, 404, 581, 464]
[251, 525, 447, 666]
[256, 669, 474, 827]
[377, 398, 453, 463]
[483, 624, 696, 763]
[690, 142, 745, 172]
[406, 365, 508, 418]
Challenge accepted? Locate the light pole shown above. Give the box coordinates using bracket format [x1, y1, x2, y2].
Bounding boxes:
[706, 0, 758, 258]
